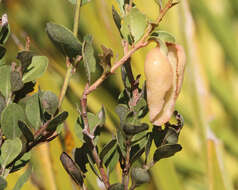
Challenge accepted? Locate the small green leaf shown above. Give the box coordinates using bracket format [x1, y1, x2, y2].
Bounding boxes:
[134, 98, 147, 113]
[87, 153, 100, 178]
[120, 8, 148, 44]
[87, 112, 102, 132]
[149, 37, 168, 54]
[25, 94, 41, 129]
[73, 145, 89, 173]
[116, 0, 125, 15]
[123, 123, 149, 136]
[165, 127, 179, 144]
[115, 104, 129, 123]
[153, 144, 182, 162]
[145, 133, 153, 163]
[0, 93, 5, 118]
[22, 56, 48, 83]
[0, 65, 11, 98]
[151, 30, 176, 43]
[116, 129, 126, 157]
[60, 152, 84, 186]
[0, 14, 10, 45]
[100, 139, 117, 161]
[13, 82, 36, 103]
[18, 121, 34, 142]
[0, 138, 22, 168]
[10, 71, 24, 92]
[97, 106, 106, 126]
[131, 168, 150, 185]
[112, 6, 122, 35]
[12, 152, 31, 172]
[47, 111, 68, 133]
[121, 64, 132, 90]
[13, 166, 32, 190]
[0, 46, 6, 59]
[16, 51, 36, 74]
[1, 103, 25, 139]
[130, 137, 147, 164]
[152, 126, 165, 147]
[82, 35, 96, 83]
[40, 91, 58, 115]
[74, 116, 84, 142]
[107, 148, 119, 174]
[0, 176, 7, 190]
[46, 22, 82, 58]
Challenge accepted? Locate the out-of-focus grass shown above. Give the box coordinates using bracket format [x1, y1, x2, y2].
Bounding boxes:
[1, 0, 238, 189]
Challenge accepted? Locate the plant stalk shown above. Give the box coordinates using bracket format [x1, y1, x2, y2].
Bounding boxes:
[58, 0, 81, 109]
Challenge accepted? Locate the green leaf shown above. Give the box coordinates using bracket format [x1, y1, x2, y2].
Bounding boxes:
[0, 138, 22, 168]
[60, 152, 84, 186]
[13, 82, 36, 103]
[12, 152, 31, 172]
[74, 116, 84, 142]
[40, 91, 58, 115]
[87, 153, 101, 178]
[100, 139, 117, 161]
[120, 8, 148, 44]
[121, 64, 132, 90]
[115, 104, 129, 123]
[47, 111, 68, 133]
[0, 65, 11, 98]
[130, 136, 147, 164]
[0, 14, 10, 45]
[25, 94, 41, 129]
[123, 123, 149, 136]
[0, 176, 7, 190]
[97, 106, 106, 126]
[153, 144, 182, 162]
[165, 127, 179, 144]
[112, 6, 122, 35]
[134, 98, 147, 114]
[145, 133, 153, 163]
[88, 112, 101, 132]
[0, 93, 5, 119]
[18, 121, 34, 142]
[82, 35, 96, 83]
[73, 145, 89, 173]
[0, 46, 6, 59]
[46, 22, 82, 58]
[67, 0, 91, 6]
[1, 103, 25, 139]
[131, 168, 150, 185]
[151, 30, 176, 43]
[13, 166, 32, 190]
[16, 51, 36, 74]
[116, 129, 126, 157]
[107, 148, 119, 173]
[22, 56, 48, 83]
[10, 71, 24, 92]
[116, 0, 125, 15]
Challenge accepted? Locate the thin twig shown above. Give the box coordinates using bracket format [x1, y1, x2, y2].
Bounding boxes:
[58, 0, 81, 109]
[80, 86, 110, 189]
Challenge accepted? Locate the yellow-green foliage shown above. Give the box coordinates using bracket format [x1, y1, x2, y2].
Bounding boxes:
[1, 0, 238, 189]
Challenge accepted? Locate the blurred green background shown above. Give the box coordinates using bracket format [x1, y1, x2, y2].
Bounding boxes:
[1, 0, 238, 189]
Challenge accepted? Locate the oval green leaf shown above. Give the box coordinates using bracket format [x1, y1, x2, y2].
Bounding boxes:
[1, 103, 25, 139]
[46, 22, 82, 58]
[22, 56, 48, 83]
